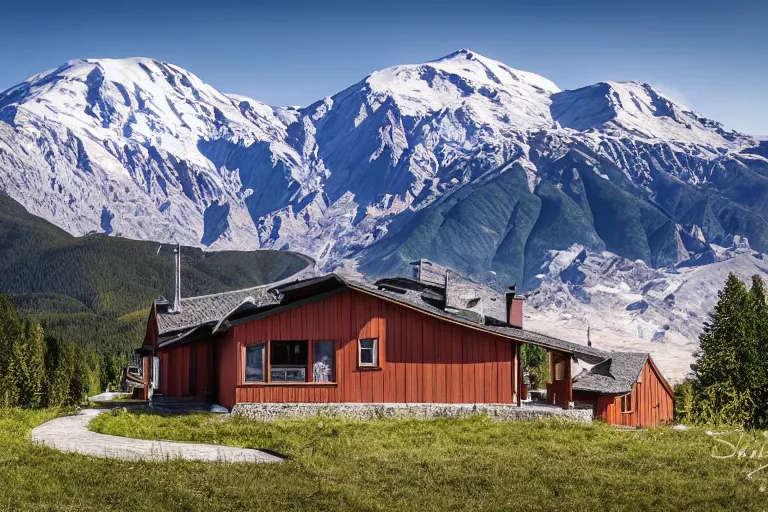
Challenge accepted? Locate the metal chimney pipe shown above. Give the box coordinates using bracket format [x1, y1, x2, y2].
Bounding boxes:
[173, 243, 182, 313]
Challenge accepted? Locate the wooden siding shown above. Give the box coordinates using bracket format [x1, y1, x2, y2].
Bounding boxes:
[216, 331, 237, 409]
[221, 290, 519, 406]
[545, 352, 573, 409]
[143, 303, 158, 350]
[579, 359, 674, 427]
[191, 339, 215, 401]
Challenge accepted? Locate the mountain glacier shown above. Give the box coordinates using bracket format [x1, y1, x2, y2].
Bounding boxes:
[2, 50, 767, 380]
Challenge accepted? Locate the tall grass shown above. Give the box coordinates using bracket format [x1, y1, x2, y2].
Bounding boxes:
[2, 407, 767, 510]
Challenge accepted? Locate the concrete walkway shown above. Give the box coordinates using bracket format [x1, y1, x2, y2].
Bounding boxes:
[31, 409, 283, 463]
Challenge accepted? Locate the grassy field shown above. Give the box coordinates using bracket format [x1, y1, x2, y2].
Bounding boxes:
[2, 409, 767, 511]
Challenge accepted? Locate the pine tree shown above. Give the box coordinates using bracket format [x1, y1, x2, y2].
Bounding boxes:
[747, 275, 768, 428]
[69, 347, 91, 405]
[15, 320, 46, 408]
[43, 335, 76, 407]
[0, 295, 21, 407]
[692, 273, 753, 425]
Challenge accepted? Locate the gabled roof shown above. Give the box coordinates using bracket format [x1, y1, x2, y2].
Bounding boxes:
[156, 284, 280, 336]
[172, 273, 607, 363]
[572, 352, 650, 395]
[344, 278, 608, 363]
[155, 268, 317, 336]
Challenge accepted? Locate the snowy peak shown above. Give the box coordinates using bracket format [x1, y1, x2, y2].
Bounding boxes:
[428, 48, 560, 94]
[356, 49, 559, 131]
[0, 57, 290, 151]
[550, 80, 746, 146]
[0, 51, 762, 275]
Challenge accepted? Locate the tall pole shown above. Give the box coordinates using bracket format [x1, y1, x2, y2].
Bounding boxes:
[173, 243, 181, 313]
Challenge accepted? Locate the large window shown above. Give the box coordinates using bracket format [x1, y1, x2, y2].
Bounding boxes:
[270, 340, 308, 382]
[313, 341, 334, 382]
[245, 343, 265, 382]
[358, 338, 379, 367]
[243, 340, 337, 384]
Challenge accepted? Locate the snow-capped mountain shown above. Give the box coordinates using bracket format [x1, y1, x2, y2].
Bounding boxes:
[0, 50, 765, 294]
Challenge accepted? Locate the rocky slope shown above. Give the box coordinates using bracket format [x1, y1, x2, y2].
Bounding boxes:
[525, 243, 767, 381]
[1, 51, 763, 279]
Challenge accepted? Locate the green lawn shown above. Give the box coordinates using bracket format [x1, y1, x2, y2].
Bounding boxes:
[2, 408, 768, 511]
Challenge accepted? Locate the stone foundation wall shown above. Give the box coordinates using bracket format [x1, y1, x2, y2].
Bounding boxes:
[231, 402, 593, 423]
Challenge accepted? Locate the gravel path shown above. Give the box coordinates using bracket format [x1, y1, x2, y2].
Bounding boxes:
[31, 409, 283, 463]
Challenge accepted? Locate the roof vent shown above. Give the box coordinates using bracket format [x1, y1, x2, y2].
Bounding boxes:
[155, 296, 170, 313]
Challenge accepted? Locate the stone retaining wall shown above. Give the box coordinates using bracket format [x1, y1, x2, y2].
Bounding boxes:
[231, 402, 593, 423]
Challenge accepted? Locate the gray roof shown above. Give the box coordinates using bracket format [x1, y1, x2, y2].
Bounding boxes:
[345, 278, 609, 363]
[412, 258, 449, 287]
[154, 268, 609, 364]
[156, 284, 280, 336]
[572, 352, 650, 394]
[155, 267, 318, 336]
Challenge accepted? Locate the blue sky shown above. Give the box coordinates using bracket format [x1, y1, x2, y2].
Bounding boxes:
[1, 0, 766, 134]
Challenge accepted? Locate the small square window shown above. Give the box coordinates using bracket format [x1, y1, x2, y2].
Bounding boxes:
[358, 338, 378, 367]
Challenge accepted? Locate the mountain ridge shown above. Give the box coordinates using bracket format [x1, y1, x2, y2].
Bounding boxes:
[0, 50, 765, 291]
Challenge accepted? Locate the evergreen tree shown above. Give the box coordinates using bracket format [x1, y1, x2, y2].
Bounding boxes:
[747, 275, 768, 428]
[15, 320, 46, 408]
[69, 348, 91, 405]
[100, 353, 123, 391]
[43, 335, 75, 407]
[692, 273, 753, 425]
[1, 293, 101, 410]
[0, 295, 21, 407]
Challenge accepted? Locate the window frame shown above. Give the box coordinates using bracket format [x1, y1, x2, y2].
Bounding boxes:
[620, 393, 633, 413]
[269, 340, 309, 383]
[357, 337, 379, 369]
[241, 339, 337, 385]
[312, 340, 335, 383]
[554, 361, 566, 381]
[244, 342, 267, 383]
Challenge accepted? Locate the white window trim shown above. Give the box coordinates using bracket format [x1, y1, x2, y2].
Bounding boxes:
[358, 338, 379, 367]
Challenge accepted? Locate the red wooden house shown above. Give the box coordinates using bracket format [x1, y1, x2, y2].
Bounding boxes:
[138, 260, 674, 427]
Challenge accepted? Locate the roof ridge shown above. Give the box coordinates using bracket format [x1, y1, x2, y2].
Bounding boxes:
[178, 282, 275, 303]
[177, 269, 321, 303]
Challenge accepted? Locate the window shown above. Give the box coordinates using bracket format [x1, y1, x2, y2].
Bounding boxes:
[621, 393, 633, 413]
[245, 343, 266, 382]
[313, 341, 334, 382]
[554, 361, 566, 381]
[358, 338, 378, 367]
[270, 340, 308, 382]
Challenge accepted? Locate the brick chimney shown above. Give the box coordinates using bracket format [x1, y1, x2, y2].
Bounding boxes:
[506, 285, 524, 329]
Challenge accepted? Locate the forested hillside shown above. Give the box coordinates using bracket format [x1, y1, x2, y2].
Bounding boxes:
[0, 194, 309, 355]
